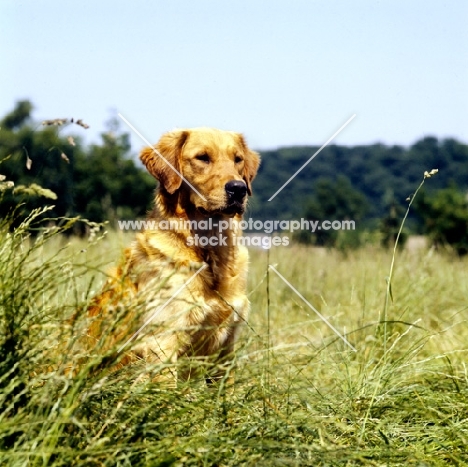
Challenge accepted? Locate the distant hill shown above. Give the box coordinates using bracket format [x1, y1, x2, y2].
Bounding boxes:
[249, 136, 468, 227]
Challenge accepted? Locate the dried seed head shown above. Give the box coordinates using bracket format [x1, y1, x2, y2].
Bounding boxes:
[76, 119, 90, 129]
[42, 118, 68, 126]
[424, 168, 439, 179]
[0, 180, 14, 191]
[13, 183, 57, 199]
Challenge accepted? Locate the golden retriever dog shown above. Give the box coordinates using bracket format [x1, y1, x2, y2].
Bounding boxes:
[86, 128, 260, 384]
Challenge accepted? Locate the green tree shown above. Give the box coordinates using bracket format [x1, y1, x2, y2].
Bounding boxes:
[415, 184, 468, 255]
[0, 101, 75, 222]
[0, 101, 154, 228]
[250, 137, 468, 230]
[379, 190, 408, 249]
[296, 175, 369, 247]
[73, 118, 154, 224]
[1, 100, 33, 130]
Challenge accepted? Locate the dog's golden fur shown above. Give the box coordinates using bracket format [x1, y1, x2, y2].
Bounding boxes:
[87, 128, 260, 382]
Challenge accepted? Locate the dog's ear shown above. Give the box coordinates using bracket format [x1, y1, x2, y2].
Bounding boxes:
[140, 130, 189, 194]
[237, 134, 260, 196]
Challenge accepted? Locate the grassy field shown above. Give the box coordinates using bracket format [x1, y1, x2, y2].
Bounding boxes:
[0, 212, 467, 466]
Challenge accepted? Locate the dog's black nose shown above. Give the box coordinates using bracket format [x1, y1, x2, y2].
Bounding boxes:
[225, 180, 247, 201]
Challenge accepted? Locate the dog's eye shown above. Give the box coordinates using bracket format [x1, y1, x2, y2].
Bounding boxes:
[196, 153, 210, 163]
[235, 155, 243, 164]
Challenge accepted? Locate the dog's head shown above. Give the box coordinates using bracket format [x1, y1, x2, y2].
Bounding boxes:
[140, 128, 260, 217]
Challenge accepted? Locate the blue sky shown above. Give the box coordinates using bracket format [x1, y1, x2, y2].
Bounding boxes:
[1, 0, 467, 152]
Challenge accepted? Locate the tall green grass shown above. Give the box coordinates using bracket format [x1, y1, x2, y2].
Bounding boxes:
[1, 208, 467, 465]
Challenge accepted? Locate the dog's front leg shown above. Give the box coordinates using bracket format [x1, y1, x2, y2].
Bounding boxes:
[132, 336, 179, 387]
[205, 329, 237, 386]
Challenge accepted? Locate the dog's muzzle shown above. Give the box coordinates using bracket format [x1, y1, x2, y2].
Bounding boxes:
[221, 180, 247, 215]
[225, 180, 247, 203]
[197, 181, 248, 217]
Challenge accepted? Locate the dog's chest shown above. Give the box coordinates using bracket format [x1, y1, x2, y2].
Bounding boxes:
[186, 293, 249, 356]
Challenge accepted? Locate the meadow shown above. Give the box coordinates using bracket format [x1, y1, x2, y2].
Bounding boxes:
[0, 210, 467, 466]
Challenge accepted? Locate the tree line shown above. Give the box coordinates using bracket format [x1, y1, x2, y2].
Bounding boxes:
[1, 100, 467, 253]
[0, 101, 154, 229]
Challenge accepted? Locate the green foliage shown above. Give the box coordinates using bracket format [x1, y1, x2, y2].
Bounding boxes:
[73, 120, 154, 224]
[415, 184, 468, 255]
[0, 100, 33, 130]
[0, 206, 81, 424]
[379, 198, 408, 249]
[295, 175, 368, 247]
[0, 101, 154, 228]
[251, 138, 468, 229]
